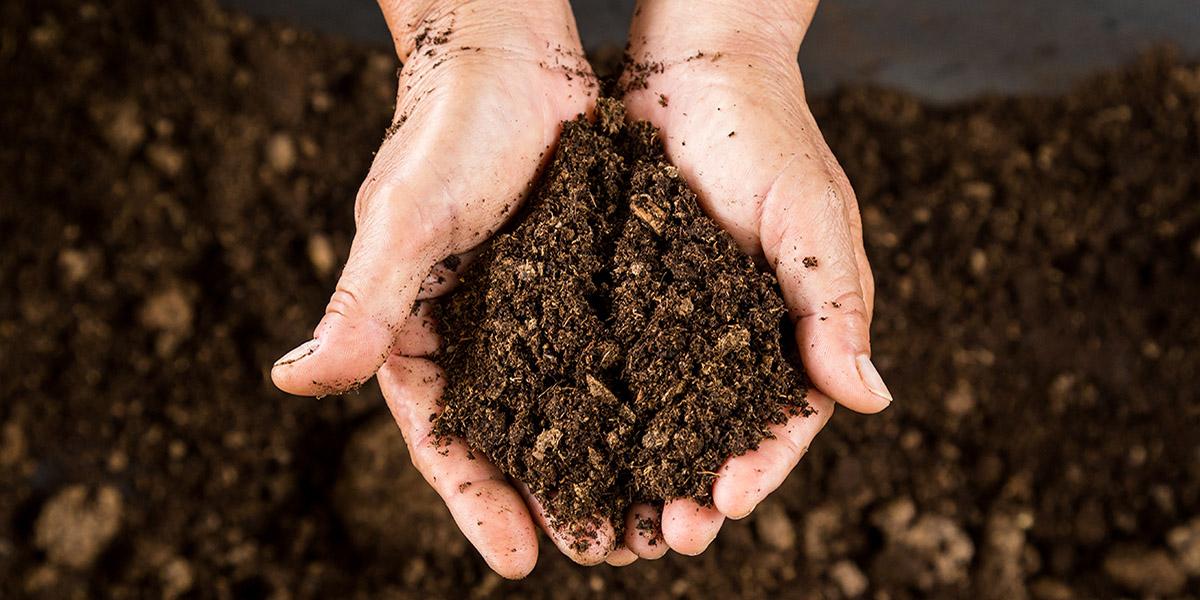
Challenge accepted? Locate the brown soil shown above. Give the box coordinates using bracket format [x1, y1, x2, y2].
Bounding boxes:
[2, 0, 1199, 598]
[435, 98, 808, 533]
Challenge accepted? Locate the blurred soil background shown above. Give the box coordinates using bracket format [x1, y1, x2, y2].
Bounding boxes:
[1, 0, 1199, 598]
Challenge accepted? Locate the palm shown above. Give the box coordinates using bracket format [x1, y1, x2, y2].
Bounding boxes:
[624, 59, 860, 266]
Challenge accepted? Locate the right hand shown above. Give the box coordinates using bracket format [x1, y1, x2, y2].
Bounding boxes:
[270, 0, 609, 578]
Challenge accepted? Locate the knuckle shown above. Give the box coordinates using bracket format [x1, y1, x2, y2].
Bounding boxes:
[774, 432, 808, 465]
[357, 176, 455, 247]
[353, 176, 390, 224]
[325, 284, 366, 320]
[829, 289, 871, 322]
[408, 433, 444, 490]
[860, 267, 876, 313]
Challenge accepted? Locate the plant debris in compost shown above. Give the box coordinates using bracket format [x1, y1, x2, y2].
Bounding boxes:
[434, 98, 811, 537]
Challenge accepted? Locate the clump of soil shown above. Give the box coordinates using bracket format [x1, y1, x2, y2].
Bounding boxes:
[435, 98, 809, 529]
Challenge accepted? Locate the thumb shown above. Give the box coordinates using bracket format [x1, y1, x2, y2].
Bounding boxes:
[272, 190, 446, 396]
[763, 177, 891, 414]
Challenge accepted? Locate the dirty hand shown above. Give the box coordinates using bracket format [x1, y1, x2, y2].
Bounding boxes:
[618, 0, 892, 557]
[270, 0, 605, 578]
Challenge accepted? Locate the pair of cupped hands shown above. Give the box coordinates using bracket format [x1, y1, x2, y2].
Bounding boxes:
[271, 0, 891, 578]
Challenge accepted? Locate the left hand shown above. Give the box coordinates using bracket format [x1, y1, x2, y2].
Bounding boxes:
[615, 0, 893, 558]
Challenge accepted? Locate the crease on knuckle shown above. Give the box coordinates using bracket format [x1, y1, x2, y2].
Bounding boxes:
[829, 289, 870, 323]
[325, 286, 364, 320]
[407, 427, 442, 483]
[450, 472, 508, 500]
[776, 435, 810, 468]
[354, 177, 390, 225]
[756, 159, 802, 263]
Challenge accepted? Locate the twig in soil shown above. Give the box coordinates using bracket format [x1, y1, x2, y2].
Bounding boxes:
[629, 193, 667, 235]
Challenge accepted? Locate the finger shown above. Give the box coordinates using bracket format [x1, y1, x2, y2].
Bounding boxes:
[378, 356, 538, 579]
[605, 546, 639, 567]
[623, 503, 668, 559]
[273, 194, 446, 396]
[661, 498, 724, 556]
[761, 174, 892, 414]
[713, 391, 835, 519]
[392, 301, 440, 357]
[417, 248, 482, 300]
[516, 482, 616, 566]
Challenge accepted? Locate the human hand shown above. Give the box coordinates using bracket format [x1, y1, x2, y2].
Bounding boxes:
[270, 0, 610, 577]
[618, 0, 892, 557]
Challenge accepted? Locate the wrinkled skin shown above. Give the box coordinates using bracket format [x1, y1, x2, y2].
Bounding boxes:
[271, 0, 891, 578]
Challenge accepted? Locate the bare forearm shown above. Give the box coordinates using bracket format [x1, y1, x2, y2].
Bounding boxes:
[376, 0, 578, 62]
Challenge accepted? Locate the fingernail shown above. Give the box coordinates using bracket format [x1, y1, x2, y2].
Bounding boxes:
[274, 339, 320, 367]
[856, 354, 893, 403]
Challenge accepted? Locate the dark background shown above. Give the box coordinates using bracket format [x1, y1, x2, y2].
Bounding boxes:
[223, 0, 1200, 101]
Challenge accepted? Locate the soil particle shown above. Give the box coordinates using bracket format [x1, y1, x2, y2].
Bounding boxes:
[161, 557, 195, 599]
[34, 484, 124, 570]
[306, 233, 338, 277]
[89, 98, 146, 155]
[139, 286, 195, 355]
[1168, 516, 1200, 576]
[435, 98, 808, 532]
[1102, 545, 1187, 596]
[0, 422, 27, 467]
[56, 247, 96, 286]
[944, 378, 975, 416]
[265, 132, 297, 173]
[974, 509, 1035, 600]
[871, 513, 975, 590]
[413, 25, 452, 52]
[753, 500, 797, 551]
[1028, 579, 1075, 600]
[870, 496, 917, 539]
[804, 503, 847, 561]
[829, 560, 869, 598]
[146, 142, 186, 178]
[619, 56, 665, 93]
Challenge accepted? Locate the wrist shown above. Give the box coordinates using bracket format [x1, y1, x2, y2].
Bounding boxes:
[379, 0, 580, 63]
[629, 0, 817, 62]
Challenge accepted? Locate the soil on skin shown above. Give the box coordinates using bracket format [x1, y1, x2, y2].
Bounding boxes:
[2, 0, 1199, 598]
[435, 98, 808, 532]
